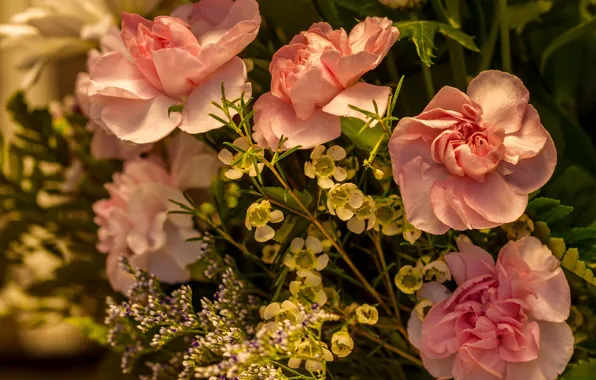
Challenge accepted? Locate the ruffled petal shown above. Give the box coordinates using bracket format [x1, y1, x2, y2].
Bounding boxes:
[322, 83, 390, 120]
[167, 132, 221, 190]
[445, 239, 495, 285]
[503, 105, 548, 164]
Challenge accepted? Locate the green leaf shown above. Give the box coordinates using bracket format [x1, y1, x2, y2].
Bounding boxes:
[340, 117, 384, 152]
[556, 228, 596, 245]
[507, 0, 553, 34]
[65, 316, 108, 345]
[540, 16, 596, 72]
[563, 359, 596, 380]
[262, 187, 312, 212]
[558, 248, 595, 287]
[394, 20, 479, 67]
[527, 197, 573, 224]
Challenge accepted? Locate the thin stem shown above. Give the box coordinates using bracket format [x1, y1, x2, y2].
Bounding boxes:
[354, 328, 423, 367]
[478, 1, 500, 72]
[498, 0, 511, 72]
[263, 160, 391, 315]
[421, 63, 435, 101]
[444, 0, 468, 90]
[385, 50, 412, 116]
[371, 232, 402, 327]
[430, 0, 457, 27]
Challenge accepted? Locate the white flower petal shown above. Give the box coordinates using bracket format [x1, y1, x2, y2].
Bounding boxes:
[304, 162, 315, 178]
[318, 177, 335, 189]
[288, 358, 302, 369]
[255, 225, 275, 242]
[315, 254, 330, 271]
[263, 302, 281, 320]
[305, 236, 323, 254]
[290, 237, 305, 253]
[327, 145, 346, 160]
[218, 149, 234, 165]
[348, 191, 364, 208]
[270, 210, 284, 223]
[333, 167, 348, 182]
[347, 218, 366, 234]
[289, 281, 301, 296]
[225, 168, 243, 180]
[336, 207, 354, 221]
[310, 145, 325, 159]
[315, 289, 328, 306]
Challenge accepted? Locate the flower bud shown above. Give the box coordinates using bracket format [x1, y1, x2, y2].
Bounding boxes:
[394, 264, 423, 294]
[356, 304, 379, 325]
[331, 327, 354, 357]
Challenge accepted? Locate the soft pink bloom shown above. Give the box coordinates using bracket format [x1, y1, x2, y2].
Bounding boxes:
[76, 26, 154, 160]
[87, 0, 260, 144]
[253, 18, 399, 149]
[408, 236, 573, 380]
[388, 71, 557, 234]
[93, 133, 221, 293]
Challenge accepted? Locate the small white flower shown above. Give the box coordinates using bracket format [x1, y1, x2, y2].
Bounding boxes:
[218, 138, 265, 180]
[304, 145, 349, 189]
[284, 236, 329, 272]
[245, 200, 284, 242]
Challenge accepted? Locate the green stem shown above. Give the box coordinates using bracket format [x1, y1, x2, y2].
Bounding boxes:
[421, 63, 435, 101]
[445, 0, 468, 90]
[430, 0, 457, 27]
[498, 0, 511, 72]
[478, 1, 500, 72]
[385, 50, 412, 116]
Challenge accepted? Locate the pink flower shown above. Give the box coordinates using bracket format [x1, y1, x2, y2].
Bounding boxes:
[408, 236, 573, 380]
[388, 71, 557, 234]
[93, 133, 221, 293]
[76, 26, 154, 160]
[253, 18, 399, 149]
[87, 0, 260, 144]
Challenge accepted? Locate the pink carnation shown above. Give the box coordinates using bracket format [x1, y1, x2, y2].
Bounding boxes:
[388, 71, 557, 234]
[87, 0, 260, 144]
[76, 26, 154, 160]
[408, 236, 573, 380]
[93, 133, 221, 293]
[253, 18, 399, 149]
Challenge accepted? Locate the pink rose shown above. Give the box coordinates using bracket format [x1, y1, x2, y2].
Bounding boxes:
[253, 18, 399, 149]
[408, 236, 573, 380]
[93, 133, 221, 293]
[87, 0, 260, 144]
[388, 71, 557, 234]
[76, 26, 154, 160]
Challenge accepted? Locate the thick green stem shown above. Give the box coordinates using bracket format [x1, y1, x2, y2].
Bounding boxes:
[445, 0, 468, 89]
[498, 0, 511, 72]
[421, 63, 435, 101]
[478, 1, 500, 72]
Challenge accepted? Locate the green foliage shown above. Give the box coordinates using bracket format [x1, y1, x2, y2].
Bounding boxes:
[66, 316, 108, 345]
[262, 186, 312, 212]
[563, 359, 596, 380]
[540, 16, 596, 72]
[340, 117, 384, 152]
[527, 197, 573, 224]
[393, 20, 479, 67]
[507, 0, 553, 34]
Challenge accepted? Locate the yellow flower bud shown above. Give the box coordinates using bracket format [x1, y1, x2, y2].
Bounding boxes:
[355, 304, 379, 325]
[331, 327, 354, 358]
[394, 264, 423, 294]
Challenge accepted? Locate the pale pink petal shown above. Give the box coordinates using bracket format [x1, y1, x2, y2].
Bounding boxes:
[100, 25, 131, 59]
[423, 86, 475, 113]
[88, 51, 160, 100]
[320, 50, 379, 88]
[89, 94, 181, 144]
[180, 56, 251, 134]
[498, 321, 540, 362]
[525, 272, 570, 323]
[461, 172, 528, 224]
[75, 72, 91, 116]
[407, 310, 423, 349]
[289, 66, 344, 120]
[253, 92, 340, 149]
[167, 132, 221, 190]
[398, 157, 450, 234]
[503, 105, 548, 164]
[121, 12, 153, 49]
[430, 176, 501, 231]
[322, 83, 390, 119]
[501, 134, 557, 194]
[445, 241, 495, 285]
[90, 126, 153, 160]
[106, 251, 136, 294]
[421, 354, 457, 379]
[152, 48, 204, 98]
[505, 321, 573, 380]
[417, 282, 452, 304]
[135, 249, 190, 284]
[467, 70, 530, 133]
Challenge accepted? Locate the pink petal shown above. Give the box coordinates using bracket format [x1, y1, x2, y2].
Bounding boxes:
[75, 72, 91, 116]
[407, 310, 423, 349]
[421, 354, 456, 379]
[445, 239, 495, 285]
[121, 12, 153, 49]
[90, 126, 153, 160]
[503, 105, 548, 164]
[180, 56, 252, 134]
[461, 172, 528, 224]
[417, 282, 452, 304]
[322, 83, 390, 120]
[467, 70, 530, 133]
[397, 157, 450, 234]
[430, 176, 502, 230]
[167, 132, 221, 190]
[501, 133, 557, 194]
[253, 92, 340, 149]
[388, 125, 436, 174]
[88, 51, 161, 100]
[505, 321, 573, 380]
[498, 321, 540, 362]
[151, 48, 204, 98]
[320, 49, 380, 88]
[89, 93, 181, 144]
[423, 86, 475, 113]
[100, 25, 131, 59]
[133, 249, 189, 284]
[289, 66, 344, 120]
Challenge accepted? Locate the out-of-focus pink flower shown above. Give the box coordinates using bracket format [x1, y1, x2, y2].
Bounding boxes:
[87, 0, 260, 144]
[253, 18, 399, 149]
[76, 26, 154, 160]
[407, 236, 572, 380]
[93, 133, 221, 293]
[388, 71, 557, 234]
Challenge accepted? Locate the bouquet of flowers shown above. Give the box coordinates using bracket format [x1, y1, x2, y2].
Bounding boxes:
[1, 0, 596, 379]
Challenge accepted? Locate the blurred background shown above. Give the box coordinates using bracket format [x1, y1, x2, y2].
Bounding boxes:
[0, 2, 106, 379]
